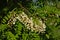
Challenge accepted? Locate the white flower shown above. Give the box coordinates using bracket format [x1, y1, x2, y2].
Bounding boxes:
[8, 11, 46, 33]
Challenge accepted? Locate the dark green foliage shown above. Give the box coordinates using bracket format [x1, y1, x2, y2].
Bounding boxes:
[0, 24, 8, 32]
[0, 0, 60, 40]
[5, 31, 16, 40]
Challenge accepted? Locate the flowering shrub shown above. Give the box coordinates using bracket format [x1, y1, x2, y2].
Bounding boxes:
[0, 0, 60, 40]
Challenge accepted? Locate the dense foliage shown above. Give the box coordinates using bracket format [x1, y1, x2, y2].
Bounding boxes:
[0, 0, 60, 40]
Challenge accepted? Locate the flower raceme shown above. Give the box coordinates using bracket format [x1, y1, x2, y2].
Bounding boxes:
[8, 12, 46, 33]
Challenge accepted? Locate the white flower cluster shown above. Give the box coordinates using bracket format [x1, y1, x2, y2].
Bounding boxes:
[7, 11, 46, 33]
[16, 12, 46, 33]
